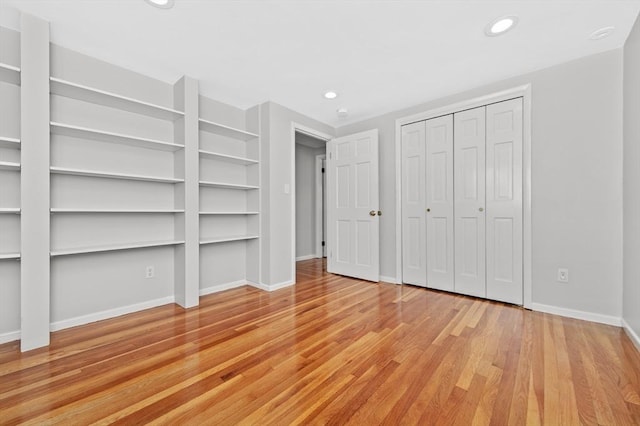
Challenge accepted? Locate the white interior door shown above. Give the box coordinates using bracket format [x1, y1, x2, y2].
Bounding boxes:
[327, 129, 380, 281]
[486, 98, 523, 304]
[425, 115, 454, 291]
[454, 107, 486, 297]
[401, 121, 427, 286]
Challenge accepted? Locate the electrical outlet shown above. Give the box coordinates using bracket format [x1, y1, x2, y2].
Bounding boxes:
[145, 266, 155, 279]
[557, 268, 569, 283]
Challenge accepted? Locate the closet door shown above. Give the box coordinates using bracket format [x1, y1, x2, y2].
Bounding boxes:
[454, 107, 486, 297]
[425, 115, 454, 291]
[486, 98, 523, 304]
[401, 121, 427, 286]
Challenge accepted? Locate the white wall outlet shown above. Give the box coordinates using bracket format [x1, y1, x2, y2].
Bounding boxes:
[557, 268, 569, 283]
[145, 266, 155, 279]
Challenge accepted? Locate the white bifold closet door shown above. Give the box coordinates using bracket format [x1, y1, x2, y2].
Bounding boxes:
[401, 121, 427, 286]
[425, 115, 454, 291]
[485, 98, 523, 304]
[454, 106, 487, 298]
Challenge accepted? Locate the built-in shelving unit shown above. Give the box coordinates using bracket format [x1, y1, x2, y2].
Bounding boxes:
[50, 122, 184, 152]
[199, 118, 259, 141]
[2, 17, 264, 350]
[0, 63, 21, 85]
[50, 240, 185, 257]
[200, 235, 259, 245]
[50, 166, 184, 183]
[0, 136, 20, 149]
[50, 77, 184, 121]
[198, 106, 260, 294]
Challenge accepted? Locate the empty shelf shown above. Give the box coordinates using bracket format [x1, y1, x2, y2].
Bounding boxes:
[0, 253, 20, 260]
[51, 122, 184, 152]
[199, 150, 258, 165]
[198, 118, 259, 141]
[51, 166, 184, 183]
[50, 77, 184, 121]
[199, 181, 259, 190]
[0, 161, 20, 171]
[51, 240, 185, 257]
[0, 208, 20, 214]
[0, 136, 20, 149]
[200, 235, 259, 245]
[199, 211, 259, 215]
[51, 208, 185, 214]
[0, 63, 20, 85]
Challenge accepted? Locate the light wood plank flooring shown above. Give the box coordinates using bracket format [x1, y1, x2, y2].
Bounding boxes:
[1, 258, 640, 425]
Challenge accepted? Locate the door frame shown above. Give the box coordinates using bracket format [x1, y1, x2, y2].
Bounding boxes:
[315, 154, 326, 258]
[394, 84, 533, 308]
[291, 123, 332, 281]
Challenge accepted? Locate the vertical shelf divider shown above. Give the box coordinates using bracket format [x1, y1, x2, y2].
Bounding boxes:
[173, 76, 200, 308]
[246, 105, 261, 286]
[20, 14, 51, 351]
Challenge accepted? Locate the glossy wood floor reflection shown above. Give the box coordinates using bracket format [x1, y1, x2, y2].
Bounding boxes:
[2, 259, 640, 425]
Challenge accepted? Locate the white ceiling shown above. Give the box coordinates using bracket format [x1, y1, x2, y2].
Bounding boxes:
[2, 0, 639, 127]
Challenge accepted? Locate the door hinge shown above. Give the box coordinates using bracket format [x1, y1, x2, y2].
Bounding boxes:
[322, 241, 325, 246]
[322, 168, 325, 173]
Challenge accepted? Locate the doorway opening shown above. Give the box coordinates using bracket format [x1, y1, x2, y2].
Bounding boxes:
[295, 131, 327, 274]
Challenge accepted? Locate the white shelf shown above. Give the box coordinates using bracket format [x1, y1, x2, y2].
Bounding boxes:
[51, 208, 184, 214]
[199, 211, 259, 215]
[0, 253, 20, 260]
[0, 136, 20, 149]
[50, 166, 184, 184]
[198, 118, 259, 141]
[200, 235, 259, 245]
[50, 77, 184, 121]
[50, 240, 185, 257]
[199, 180, 259, 190]
[0, 208, 20, 214]
[51, 122, 184, 152]
[0, 63, 20, 85]
[0, 161, 20, 171]
[199, 150, 258, 165]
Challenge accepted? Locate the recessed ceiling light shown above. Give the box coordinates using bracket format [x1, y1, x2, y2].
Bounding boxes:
[590, 27, 615, 40]
[485, 16, 518, 37]
[337, 108, 348, 119]
[324, 91, 338, 100]
[145, 0, 175, 9]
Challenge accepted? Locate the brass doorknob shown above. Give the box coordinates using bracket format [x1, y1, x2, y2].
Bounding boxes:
[426, 208, 431, 213]
[479, 207, 484, 212]
[377, 211, 382, 216]
[369, 210, 376, 216]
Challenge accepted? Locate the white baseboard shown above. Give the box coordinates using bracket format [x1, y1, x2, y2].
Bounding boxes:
[380, 275, 398, 284]
[200, 280, 247, 296]
[295, 254, 317, 261]
[622, 318, 640, 352]
[530, 303, 621, 327]
[248, 280, 295, 292]
[50, 295, 176, 332]
[0, 329, 20, 345]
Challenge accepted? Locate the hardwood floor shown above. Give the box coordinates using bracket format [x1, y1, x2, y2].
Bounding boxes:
[2, 258, 640, 425]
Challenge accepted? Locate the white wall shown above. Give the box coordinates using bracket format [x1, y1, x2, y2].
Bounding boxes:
[295, 141, 325, 259]
[260, 102, 334, 286]
[337, 50, 624, 319]
[624, 15, 640, 339]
